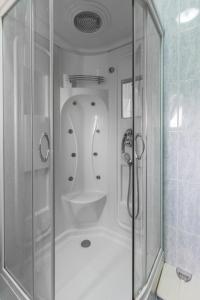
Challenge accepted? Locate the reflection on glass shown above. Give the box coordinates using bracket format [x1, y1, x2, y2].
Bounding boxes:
[122, 79, 132, 118]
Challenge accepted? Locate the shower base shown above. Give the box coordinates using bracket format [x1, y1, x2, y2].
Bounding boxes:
[55, 228, 132, 300]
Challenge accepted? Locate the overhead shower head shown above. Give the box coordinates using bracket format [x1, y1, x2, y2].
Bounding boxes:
[74, 11, 102, 33]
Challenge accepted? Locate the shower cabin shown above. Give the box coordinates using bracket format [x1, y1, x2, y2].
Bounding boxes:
[0, 0, 163, 299]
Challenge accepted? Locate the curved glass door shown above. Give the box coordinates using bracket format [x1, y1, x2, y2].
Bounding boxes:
[134, 0, 146, 295]
[134, 0, 163, 297]
[33, 0, 54, 299]
[2, 0, 54, 299]
[146, 6, 162, 278]
[3, 1, 33, 296]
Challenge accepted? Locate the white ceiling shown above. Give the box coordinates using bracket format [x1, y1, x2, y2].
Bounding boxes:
[54, 0, 132, 54]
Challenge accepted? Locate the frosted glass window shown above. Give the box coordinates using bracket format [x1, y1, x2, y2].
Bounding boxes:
[122, 79, 133, 118]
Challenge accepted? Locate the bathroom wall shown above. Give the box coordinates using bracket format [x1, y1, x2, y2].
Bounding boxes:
[154, 0, 200, 275]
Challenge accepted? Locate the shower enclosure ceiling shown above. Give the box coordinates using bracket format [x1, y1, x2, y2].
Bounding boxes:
[0, 0, 163, 299]
[54, 0, 132, 54]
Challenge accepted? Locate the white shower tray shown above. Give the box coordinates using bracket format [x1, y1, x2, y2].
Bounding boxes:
[62, 192, 107, 225]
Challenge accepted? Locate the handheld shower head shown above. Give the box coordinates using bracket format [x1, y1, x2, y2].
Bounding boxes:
[121, 129, 133, 166]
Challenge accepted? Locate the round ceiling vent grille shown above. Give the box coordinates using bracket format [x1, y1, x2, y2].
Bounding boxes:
[74, 11, 102, 33]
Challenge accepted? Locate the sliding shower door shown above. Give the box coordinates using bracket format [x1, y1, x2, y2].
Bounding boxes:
[134, 0, 146, 295]
[2, 0, 54, 299]
[3, 1, 33, 296]
[134, 0, 163, 298]
[146, 6, 162, 279]
[33, 0, 54, 299]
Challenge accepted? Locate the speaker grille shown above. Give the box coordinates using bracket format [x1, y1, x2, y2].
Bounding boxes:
[74, 11, 102, 33]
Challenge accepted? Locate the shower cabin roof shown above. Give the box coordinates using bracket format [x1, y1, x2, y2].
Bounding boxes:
[54, 0, 132, 54]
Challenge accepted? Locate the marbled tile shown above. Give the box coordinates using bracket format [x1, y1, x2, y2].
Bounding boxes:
[164, 180, 178, 227]
[164, 226, 177, 266]
[154, 0, 200, 279]
[178, 182, 200, 236]
[164, 81, 179, 131]
[179, 79, 200, 131]
[179, 26, 200, 80]
[176, 230, 200, 274]
[179, 0, 200, 31]
[164, 31, 179, 83]
[163, 0, 179, 31]
[164, 132, 178, 180]
[178, 131, 200, 183]
[153, 0, 165, 21]
[153, 0, 178, 31]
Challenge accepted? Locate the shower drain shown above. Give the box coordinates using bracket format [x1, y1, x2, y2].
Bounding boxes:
[81, 239, 91, 248]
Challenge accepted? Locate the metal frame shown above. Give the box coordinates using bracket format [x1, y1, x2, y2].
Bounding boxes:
[134, 0, 164, 299]
[0, 0, 54, 299]
[50, 0, 55, 298]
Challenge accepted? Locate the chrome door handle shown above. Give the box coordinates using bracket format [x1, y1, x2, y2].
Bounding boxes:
[39, 132, 50, 163]
[135, 134, 145, 160]
[134, 134, 145, 220]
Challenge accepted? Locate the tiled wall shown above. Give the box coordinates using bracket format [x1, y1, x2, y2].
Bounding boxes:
[154, 0, 200, 275]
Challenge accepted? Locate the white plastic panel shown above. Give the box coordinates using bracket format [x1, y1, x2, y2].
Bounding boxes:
[60, 88, 108, 227]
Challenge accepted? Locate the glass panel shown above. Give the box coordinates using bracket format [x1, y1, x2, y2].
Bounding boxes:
[134, 0, 146, 296]
[134, 1, 162, 296]
[117, 52, 133, 299]
[146, 10, 162, 277]
[122, 79, 133, 118]
[54, 0, 132, 298]
[3, 0, 33, 296]
[33, 0, 53, 299]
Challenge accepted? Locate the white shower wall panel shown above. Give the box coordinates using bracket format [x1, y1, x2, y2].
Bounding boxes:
[60, 89, 108, 194]
[54, 44, 132, 239]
